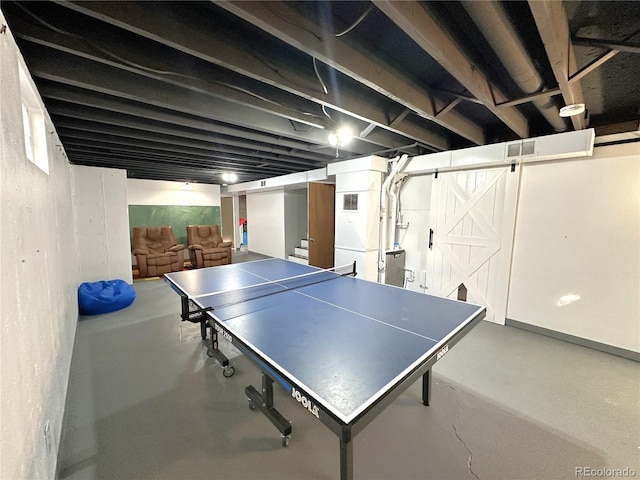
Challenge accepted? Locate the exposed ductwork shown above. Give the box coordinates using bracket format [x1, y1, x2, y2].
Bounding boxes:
[378, 154, 409, 284]
[463, 1, 568, 132]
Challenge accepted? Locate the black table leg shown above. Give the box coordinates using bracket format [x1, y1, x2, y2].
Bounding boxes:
[422, 369, 431, 406]
[206, 324, 234, 377]
[199, 319, 207, 339]
[180, 295, 234, 376]
[340, 428, 353, 480]
[245, 372, 292, 446]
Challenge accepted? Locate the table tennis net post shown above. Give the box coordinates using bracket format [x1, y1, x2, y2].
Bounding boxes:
[192, 262, 357, 310]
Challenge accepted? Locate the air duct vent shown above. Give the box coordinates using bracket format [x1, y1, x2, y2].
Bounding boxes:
[522, 140, 535, 156]
[507, 140, 537, 158]
[507, 143, 521, 158]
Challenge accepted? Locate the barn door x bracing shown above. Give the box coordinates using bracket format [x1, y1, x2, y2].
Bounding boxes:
[425, 166, 520, 324]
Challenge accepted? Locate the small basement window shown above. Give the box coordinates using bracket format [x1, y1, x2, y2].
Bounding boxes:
[343, 193, 358, 211]
[19, 62, 49, 174]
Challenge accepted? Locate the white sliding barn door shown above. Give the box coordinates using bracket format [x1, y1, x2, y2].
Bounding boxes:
[425, 166, 520, 324]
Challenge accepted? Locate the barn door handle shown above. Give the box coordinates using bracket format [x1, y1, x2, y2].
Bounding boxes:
[428, 229, 434, 249]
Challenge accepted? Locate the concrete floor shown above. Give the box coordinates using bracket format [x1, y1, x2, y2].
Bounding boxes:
[59, 252, 640, 479]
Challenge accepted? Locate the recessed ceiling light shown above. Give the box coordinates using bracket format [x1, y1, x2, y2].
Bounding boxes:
[559, 104, 586, 118]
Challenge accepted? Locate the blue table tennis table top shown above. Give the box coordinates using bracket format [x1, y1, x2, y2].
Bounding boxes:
[165, 258, 485, 425]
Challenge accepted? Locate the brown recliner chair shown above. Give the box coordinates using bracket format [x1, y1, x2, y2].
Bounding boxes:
[187, 225, 232, 268]
[131, 226, 185, 278]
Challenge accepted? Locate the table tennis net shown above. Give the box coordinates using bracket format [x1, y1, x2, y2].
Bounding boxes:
[192, 262, 356, 310]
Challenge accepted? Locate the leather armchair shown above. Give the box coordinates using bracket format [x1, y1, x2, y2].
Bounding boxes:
[187, 225, 232, 268]
[131, 226, 185, 278]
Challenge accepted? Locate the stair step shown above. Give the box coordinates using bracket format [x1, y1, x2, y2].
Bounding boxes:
[294, 247, 308, 258]
[288, 255, 309, 265]
[301, 239, 309, 248]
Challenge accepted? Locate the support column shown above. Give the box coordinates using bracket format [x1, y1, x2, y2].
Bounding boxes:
[328, 156, 387, 282]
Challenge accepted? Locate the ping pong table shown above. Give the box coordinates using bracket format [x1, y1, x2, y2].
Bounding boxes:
[164, 258, 485, 479]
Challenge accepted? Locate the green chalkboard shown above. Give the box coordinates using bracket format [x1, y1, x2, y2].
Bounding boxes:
[128, 205, 221, 246]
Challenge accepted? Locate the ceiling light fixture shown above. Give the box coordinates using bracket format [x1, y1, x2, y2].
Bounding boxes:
[328, 126, 353, 157]
[559, 103, 586, 118]
[221, 172, 237, 183]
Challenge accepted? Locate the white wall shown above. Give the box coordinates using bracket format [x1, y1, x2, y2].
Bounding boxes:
[393, 174, 434, 292]
[127, 178, 220, 206]
[73, 166, 132, 283]
[508, 144, 640, 352]
[1, 12, 79, 478]
[246, 190, 285, 258]
[228, 188, 306, 258]
[396, 142, 640, 353]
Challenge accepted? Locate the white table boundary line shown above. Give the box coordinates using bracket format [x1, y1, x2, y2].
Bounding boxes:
[343, 305, 485, 423]
[294, 290, 440, 343]
[188, 262, 350, 300]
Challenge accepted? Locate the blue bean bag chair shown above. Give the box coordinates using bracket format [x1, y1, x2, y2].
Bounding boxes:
[78, 280, 136, 315]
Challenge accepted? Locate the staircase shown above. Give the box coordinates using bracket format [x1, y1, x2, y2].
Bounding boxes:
[288, 239, 309, 265]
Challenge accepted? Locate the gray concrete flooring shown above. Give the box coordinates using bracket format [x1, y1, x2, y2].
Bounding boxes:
[60, 253, 640, 479]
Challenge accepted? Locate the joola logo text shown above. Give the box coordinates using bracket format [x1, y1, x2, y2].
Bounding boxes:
[291, 387, 319, 418]
[436, 344, 449, 360]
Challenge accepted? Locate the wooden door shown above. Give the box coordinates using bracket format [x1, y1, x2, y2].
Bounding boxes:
[425, 166, 520, 324]
[308, 182, 335, 268]
[221, 196, 234, 244]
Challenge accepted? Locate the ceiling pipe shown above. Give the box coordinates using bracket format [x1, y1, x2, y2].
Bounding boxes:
[463, 1, 568, 132]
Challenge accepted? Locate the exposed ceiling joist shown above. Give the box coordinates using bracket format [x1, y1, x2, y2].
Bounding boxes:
[214, 0, 479, 147]
[53, 0, 445, 152]
[528, 0, 586, 131]
[2, 0, 636, 185]
[9, 13, 330, 131]
[21, 42, 371, 153]
[55, 124, 322, 171]
[572, 36, 640, 54]
[374, 0, 530, 139]
[38, 81, 326, 155]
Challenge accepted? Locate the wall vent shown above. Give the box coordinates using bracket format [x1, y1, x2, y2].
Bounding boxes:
[507, 140, 536, 158]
